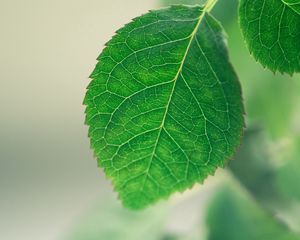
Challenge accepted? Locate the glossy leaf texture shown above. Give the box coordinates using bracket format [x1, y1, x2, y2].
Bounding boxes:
[84, 5, 244, 209]
[239, 0, 300, 74]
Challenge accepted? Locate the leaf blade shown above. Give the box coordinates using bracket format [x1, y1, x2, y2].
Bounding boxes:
[85, 5, 244, 209]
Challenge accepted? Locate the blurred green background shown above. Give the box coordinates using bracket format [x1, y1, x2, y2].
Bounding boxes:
[1, 0, 299, 239]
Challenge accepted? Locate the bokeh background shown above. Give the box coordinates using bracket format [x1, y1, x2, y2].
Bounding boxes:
[1, 0, 300, 239]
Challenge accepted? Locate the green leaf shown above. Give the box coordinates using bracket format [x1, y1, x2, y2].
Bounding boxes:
[207, 186, 300, 240]
[283, 0, 300, 15]
[67, 201, 168, 240]
[229, 128, 278, 202]
[84, 5, 244, 209]
[225, 19, 300, 139]
[276, 137, 300, 201]
[239, 0, 300, 74]
[229, 128, 300, 232]
[161, 0, 238, 25]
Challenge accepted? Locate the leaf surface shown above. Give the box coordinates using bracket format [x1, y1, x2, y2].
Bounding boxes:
[239, 0, 300, 74]
[84, 5, 244, 209]
[283, 0, 300, 14]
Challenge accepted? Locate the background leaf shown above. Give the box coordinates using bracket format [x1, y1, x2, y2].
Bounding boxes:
[276, 137, 300, 202]
[229, 128, 278, 204]
[207, 185, 300, 240]
[66, 202, 168, 240]
[239, 0, 300, 74]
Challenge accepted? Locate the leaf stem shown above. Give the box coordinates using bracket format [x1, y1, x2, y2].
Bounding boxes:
[204, 0, 218, 12]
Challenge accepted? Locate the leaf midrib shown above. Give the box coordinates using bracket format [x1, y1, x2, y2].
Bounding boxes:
[142, 8, 209, 186]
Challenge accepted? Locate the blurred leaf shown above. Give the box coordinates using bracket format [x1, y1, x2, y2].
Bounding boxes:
[160, 235, 181, 240]
[210, 0, 238, 25]
[229, 128, 300, 233]
[207, 186, 300, 240]
[84, 5, 244, 209]
[276, 138, 300, 201]
[229, 128, 278, 202]
[239, 0, 300, 74]
[66, 202, 168, 240]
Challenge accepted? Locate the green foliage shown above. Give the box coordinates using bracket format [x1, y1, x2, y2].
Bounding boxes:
[67, 202, 168, 240]
[283, 0, 300, 14]
[276, 138, 300, 201]
[229, 128, 277, 202]
[162, 0, 238, 25]
[84, 4, 244, 209]
[239, 0, 300, 74]
[207, 186, 300, 240]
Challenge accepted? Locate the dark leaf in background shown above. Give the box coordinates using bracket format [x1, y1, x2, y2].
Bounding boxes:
[276, 138, 300, 202]
[207, 186, 300, 240]
[229, 128, 278, 203]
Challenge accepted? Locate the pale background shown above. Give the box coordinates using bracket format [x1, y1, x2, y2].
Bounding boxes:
[0, 0, 159, 239]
